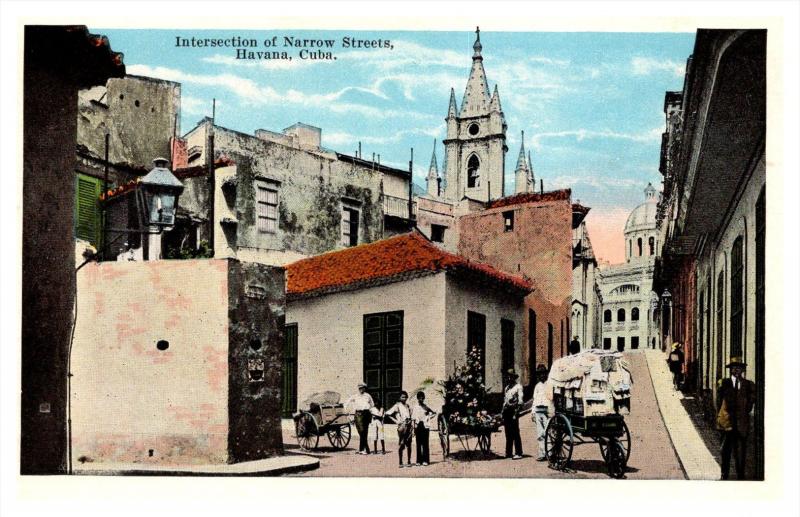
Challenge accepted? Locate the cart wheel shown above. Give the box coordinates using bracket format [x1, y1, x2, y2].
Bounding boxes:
[438, 414, 450, 458]
[545, 414, 573, 470]
[599, 421, 632, 463]
[327, 422, 352, 450]
[477, 433, 492, 455]
[620, 420, 632, 462]
[606, 438, 627, 479]
[295, 412, 319, 451]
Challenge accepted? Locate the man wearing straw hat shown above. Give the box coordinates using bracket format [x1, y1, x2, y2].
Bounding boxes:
[716, 356, 755, 480]
[347, 382, 375, 455]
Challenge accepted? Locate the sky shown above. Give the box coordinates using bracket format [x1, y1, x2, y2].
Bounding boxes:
[97, 28, 696, 264]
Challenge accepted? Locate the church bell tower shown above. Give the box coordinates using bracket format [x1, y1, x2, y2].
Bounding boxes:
[443, 27, 507, 203]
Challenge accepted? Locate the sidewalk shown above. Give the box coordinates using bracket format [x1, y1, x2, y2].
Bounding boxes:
[644, 349, 720, 480]
[73, 452, 319, 476]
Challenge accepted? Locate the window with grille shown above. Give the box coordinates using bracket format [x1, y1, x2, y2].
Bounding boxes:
[604, 310, 612, 323]
[730, 236, 744, 357]
[649, 236, 655, 255]
[341, 205, 359, 247]
[617, 308, 626, 322]
[256, 181, 278, 233]
[631, 307, 640, 321]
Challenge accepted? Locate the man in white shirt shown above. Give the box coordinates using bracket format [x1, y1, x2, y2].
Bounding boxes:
[532, 364, 553, 461]
[347, 382, 374, 454]
[502, 369, 524, 459]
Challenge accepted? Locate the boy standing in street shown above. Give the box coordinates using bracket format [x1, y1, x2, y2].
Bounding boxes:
[532, 364, 553, 461]
[411, 391, 434, 466]
[385, 391, 413, 468]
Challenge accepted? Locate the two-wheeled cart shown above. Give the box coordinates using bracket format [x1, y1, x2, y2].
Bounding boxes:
[293, 391, 352, 451]
[543, 350, 633, 478]
[437, 413, 502, 458]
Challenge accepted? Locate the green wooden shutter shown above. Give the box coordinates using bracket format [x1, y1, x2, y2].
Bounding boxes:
[75, 174, 102, 246]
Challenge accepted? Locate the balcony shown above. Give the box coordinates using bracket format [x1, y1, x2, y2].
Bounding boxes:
[383, 194, 416, 220]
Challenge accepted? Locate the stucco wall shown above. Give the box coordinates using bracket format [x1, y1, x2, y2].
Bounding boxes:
[72, 259, 230, 465]
[694, 154, 765, 395]
[183, 122, 383, 263]
[286, 274, 448, 411]
[444, 276, 526, 395]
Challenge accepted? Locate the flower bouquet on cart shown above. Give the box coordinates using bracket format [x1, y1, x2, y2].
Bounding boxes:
[438, 346, 502, 434]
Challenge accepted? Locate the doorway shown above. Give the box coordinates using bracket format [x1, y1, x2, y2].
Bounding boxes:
[363, 311, 404, 409]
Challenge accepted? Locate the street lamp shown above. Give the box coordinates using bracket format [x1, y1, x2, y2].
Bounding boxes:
[661, 289, 672, 306]
[136, 157, 184, 231]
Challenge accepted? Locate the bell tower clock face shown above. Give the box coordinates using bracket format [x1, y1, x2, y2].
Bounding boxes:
[468, 123, 480, 136]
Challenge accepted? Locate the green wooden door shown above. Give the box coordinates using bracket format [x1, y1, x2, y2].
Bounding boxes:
[363, 311, 403, 409]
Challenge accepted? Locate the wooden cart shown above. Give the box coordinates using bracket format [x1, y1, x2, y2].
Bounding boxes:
[293, 391, 352, 451]
[543, 351, 633, 478]
[437, 413, 502, 458]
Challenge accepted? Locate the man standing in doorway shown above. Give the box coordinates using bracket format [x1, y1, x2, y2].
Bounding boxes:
[716, 356, 755, 480]
[502, 369, 524, 460]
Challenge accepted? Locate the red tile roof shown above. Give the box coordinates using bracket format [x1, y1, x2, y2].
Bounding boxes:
[286, 232, 533, 300]
[488, 188, 571, 209]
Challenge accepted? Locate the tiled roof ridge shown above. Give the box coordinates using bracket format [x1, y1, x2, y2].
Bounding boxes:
[286, 231, 532, 297]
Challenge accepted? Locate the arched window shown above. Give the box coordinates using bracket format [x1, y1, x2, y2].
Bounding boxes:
[628, 240, 632, 259]
[617, 308, 626, 322]
[603, 309, 612, 323]
[467, 154, 480, 188]
[631, 307, 640, 321]
[649, 236, 655, 255]
[637, 238, 643, 256]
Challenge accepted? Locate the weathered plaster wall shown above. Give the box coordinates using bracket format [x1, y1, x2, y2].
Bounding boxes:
[184, 122, 383, 264]
[286, 274, 447, 411]
[72, 259, 230, 465]
[226, 261, 286, 462]
[458, 198, 573, 384]
[444, 276, 526, 395]
[78, 75, 180, 169]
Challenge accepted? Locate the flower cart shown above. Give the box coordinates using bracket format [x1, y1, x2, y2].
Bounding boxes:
[293, 391, 352, 451]
[543, 350, 633, 478]
[437, 347, 503, 458]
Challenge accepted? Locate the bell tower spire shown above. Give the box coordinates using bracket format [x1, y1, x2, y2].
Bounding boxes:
[426, 139, 440, 197]
[514, 131, 534, 193]
[442, 28, 507, 202]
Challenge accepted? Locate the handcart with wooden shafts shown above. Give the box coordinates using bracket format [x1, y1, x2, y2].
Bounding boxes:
[544, 350, 633, 478]
[437, 411, 502, 458]
[293, 391, 352, 451]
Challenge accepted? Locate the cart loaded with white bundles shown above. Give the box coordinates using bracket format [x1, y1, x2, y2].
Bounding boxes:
[544, 350, 633, 478]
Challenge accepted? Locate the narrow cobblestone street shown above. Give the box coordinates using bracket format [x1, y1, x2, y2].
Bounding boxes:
[285, 351, 685, 479]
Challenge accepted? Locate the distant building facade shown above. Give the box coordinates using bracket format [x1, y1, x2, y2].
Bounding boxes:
[572, 203, 602, 350]
[598, 184, 662, 352]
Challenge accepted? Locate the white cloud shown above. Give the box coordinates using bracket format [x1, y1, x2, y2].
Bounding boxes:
[181, 95, 215, 116]
[324, 124, 445, 147]
[531, 127, 663, 150]
[631, 57, 685, 77]
[126, 64, 434, 121]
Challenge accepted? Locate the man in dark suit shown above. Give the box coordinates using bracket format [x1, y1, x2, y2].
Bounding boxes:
[717, 356, 756, 480]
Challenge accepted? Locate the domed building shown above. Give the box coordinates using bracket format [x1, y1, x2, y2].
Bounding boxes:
[597, 184, 662, 351]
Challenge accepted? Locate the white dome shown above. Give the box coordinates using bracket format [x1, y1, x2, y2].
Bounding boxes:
[624, 183, 659, 234]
